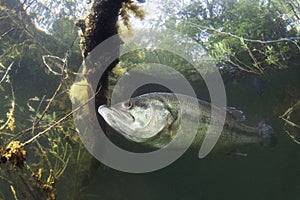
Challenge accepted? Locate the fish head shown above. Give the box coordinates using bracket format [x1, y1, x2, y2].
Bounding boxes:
[98, 96, 174, 143]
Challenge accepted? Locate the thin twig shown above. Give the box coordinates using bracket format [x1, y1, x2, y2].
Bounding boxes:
[23, 0, 36, 12]
[186, 22, 300, 45]
[287, 1, 300, 20]
[280, 100, 300, 119]
[10, 185, 19, 200]
[21, 90, 97, 147]
[0, 175, 14, 185]
[30, 35, 77, 129]
[8, 36, 77, 144]
[240, 39, 263, 74]
[33, 69, 65, 127]
[284, 129, 300, 145]
[42, 55, 66, 76]
[280, 117, 300, 129]
[279, 100, 300, 144]
[30, 95, 53, 170]
[0, 28, 15, 40]
[8, 125, 47, 144]
[0, 62, 14, 85]
[0, 84, 16, 131]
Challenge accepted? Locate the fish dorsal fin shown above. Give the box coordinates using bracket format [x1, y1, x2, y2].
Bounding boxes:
[227, 107, 246, 121]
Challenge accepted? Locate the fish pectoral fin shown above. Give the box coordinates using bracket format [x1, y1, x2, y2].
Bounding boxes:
[168, 110, 181, 137]
[226, 149, 248, 157]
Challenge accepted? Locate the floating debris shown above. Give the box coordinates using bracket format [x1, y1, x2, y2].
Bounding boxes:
[0, 141, 26, 169]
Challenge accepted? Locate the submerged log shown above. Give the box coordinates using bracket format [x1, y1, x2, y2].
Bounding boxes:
[66, 1, 145, 199]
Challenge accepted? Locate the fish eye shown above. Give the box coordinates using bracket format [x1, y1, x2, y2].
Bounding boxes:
[122, 100, 132, 109]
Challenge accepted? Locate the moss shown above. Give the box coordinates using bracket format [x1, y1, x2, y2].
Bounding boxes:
[120, 1, 145, 30]
[69, 78, 89, 105]
[112, 63, 127, 76]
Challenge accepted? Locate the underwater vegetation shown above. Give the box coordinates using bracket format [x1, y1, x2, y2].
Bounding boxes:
[279, 90, 300, 144]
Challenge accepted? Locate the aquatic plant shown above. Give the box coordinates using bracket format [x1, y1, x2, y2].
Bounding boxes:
[280, 100, 300, 145]
[0, 0, 146, 199]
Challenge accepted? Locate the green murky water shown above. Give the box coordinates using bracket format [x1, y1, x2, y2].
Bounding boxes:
[1, 1, 299, 199]
[62, 66, 300, 200]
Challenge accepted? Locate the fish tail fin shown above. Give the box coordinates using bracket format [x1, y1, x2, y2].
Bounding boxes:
[257, 121, 277, 147]
[228, 107, 246, 121]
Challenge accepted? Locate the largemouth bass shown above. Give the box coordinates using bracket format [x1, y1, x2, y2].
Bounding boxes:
[98, 92, 276, 151]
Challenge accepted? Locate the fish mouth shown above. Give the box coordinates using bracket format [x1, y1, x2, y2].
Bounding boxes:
[98, 105, 134, 124]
